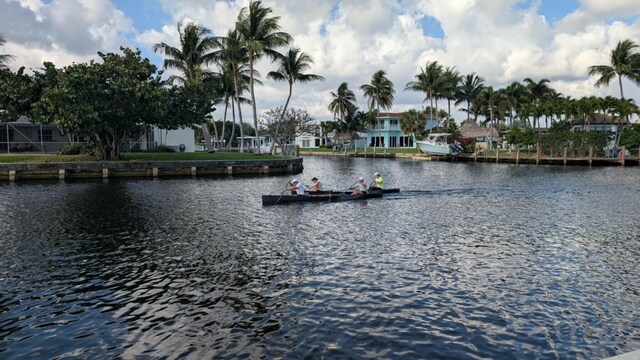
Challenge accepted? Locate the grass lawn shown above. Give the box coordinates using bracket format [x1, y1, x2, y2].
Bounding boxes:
[0, 151, 286, 163]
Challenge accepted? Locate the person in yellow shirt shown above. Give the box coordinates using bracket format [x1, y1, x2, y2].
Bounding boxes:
[370, 172, 384, 190]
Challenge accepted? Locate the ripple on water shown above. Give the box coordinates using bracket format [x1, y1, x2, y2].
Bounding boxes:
[0, 160, 639, 359]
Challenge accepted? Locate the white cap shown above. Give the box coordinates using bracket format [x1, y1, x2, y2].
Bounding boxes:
[374, 172, 380, 176]
[292, 178, 298, 183]
[358, 177, 364, 181]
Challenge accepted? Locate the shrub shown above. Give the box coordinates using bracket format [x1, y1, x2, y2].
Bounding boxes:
[58, 143, 85, 155]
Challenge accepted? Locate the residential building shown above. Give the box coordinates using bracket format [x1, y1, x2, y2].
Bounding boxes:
[366, 112, 439, 148]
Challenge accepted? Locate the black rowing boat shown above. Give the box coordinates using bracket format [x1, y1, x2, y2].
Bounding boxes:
[307, 188, 400, 195]
[262, 192, 383, 206]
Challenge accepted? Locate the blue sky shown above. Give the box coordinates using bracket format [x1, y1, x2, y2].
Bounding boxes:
[1, 0, 639, 121]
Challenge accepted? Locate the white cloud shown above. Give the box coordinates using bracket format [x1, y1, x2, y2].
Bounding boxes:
[1, 0, 639, 122]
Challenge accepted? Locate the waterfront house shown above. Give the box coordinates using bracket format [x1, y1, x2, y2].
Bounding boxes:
[366, 112, 439, 148]
[2, 116, 196, 154]
[294, 124, 329, 149]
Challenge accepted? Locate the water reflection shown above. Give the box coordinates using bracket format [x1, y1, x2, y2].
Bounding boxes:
[0, 158, 639, 359]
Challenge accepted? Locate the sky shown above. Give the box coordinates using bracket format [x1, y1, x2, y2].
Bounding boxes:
[1, 0, 640, 123]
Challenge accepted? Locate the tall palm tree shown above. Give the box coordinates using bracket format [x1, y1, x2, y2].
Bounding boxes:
[267, 47, 324, 116]
[588, 39, 640, 100]
[523, 78, 555, 129]
[153, 22, 218, 85]
[361, 70, 395, 148]
[214, 29, 253, 152]
[236, 0, 292, 154]
[442, 66, 460, 127]
[328, 82, 356, 124]
[505, 81, 525, 128]
[0, 34, 15, 70]
[405, 61, 445, 122]
[153, 22, 219, 151]
[455, 73, 484, 122]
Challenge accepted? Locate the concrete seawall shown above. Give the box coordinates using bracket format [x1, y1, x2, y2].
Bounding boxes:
[0, 158, 304, 182]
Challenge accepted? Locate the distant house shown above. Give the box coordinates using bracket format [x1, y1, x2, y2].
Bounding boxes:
[294, 124, 329, 148]
[366, 112, 439, 148]
[1, 116, 71, 153]
[2, 116, 196, 153]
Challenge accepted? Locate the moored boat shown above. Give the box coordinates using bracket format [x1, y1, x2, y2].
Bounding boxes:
[262, 192, 383, 206]
[416, 133, 462, 155]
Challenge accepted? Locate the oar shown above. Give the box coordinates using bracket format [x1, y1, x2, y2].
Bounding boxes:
[275, 180, 291, 204]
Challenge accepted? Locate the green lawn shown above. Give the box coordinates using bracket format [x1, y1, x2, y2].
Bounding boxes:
[0, 151, 285, 163]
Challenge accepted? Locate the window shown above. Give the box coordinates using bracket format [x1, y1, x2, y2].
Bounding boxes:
[302, 139, 310, 147]
[38, 129, 53, 142]
[389, 119, 398, 129]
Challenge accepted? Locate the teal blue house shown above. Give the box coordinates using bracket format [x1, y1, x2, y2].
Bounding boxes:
[366, 112, 440, 148]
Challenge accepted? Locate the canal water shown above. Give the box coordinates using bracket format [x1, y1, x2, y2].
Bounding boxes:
[0, 157, 638, 359]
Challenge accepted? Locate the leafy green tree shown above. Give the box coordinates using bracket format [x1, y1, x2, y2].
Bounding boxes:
[236, 0, 292, 154]
[620, 123, 640, 149]
[399, 109, 426, 143]
[588, 39, 640, 99]
[361, 70, 395, 148]
[267, 47, 324, 117]
[35, 48, 171, 160]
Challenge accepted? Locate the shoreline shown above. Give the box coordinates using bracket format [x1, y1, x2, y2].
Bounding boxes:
[0, 158, 304, 182]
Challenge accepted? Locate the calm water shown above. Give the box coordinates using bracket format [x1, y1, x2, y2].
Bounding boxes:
[0, 157, 639, 359]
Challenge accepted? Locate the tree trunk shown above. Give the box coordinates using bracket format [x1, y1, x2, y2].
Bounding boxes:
[233, 66, 245, 153]
[226, 96, 237, 151]
[202, 122, 211, 152]
[220, 96, 229, 151]
[248, 51, 260, 154]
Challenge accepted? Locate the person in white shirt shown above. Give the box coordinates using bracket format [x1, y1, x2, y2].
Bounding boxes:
[286, 179, 306, 195]
[350, 177, 368, 195]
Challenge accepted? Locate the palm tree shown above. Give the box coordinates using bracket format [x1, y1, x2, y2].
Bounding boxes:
[153, 22, 219, 151]
[0, 34, 15, 70]
[442, 66, 460, 127]
[505, 81, 525, 128]
[588, 39, 640, 100]
[361, 70, 395, 148]
[214, 29, 252, 152]
[523, 78, 555, 129]
[267, 47, 324, 116]
[328, 82, 356, 124]
[236, 0, 292, 154]
[455, 73, 484, 122]
[153, 22, 218, 85]
[405, 61, 445, 122]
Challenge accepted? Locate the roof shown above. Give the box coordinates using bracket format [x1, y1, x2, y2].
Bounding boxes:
[378, 112, 441, 120]
[459, 120, 499, 138]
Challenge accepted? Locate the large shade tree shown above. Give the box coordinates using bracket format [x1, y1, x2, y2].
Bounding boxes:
[361, 70, 395, 148]
[34, 48, 185, 160]
[588, 39, 640, 100]
[236, 0, 292, 154]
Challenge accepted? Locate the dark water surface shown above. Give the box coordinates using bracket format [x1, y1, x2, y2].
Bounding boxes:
[1, 157, 639, 359]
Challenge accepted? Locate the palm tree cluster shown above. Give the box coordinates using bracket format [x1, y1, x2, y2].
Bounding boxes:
[153, 1, 323, 154]
[0, 34, 15, 70]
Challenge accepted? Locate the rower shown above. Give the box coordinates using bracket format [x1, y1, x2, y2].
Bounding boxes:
[285, 179, 306, 195]
[370, 172, 384, 190]
[350, 177, 368, 195]
[308, 177, 322, 192]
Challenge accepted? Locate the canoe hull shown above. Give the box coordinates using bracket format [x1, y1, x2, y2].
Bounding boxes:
[262, 192, 383, 206]
[308, 188, 400, 195]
